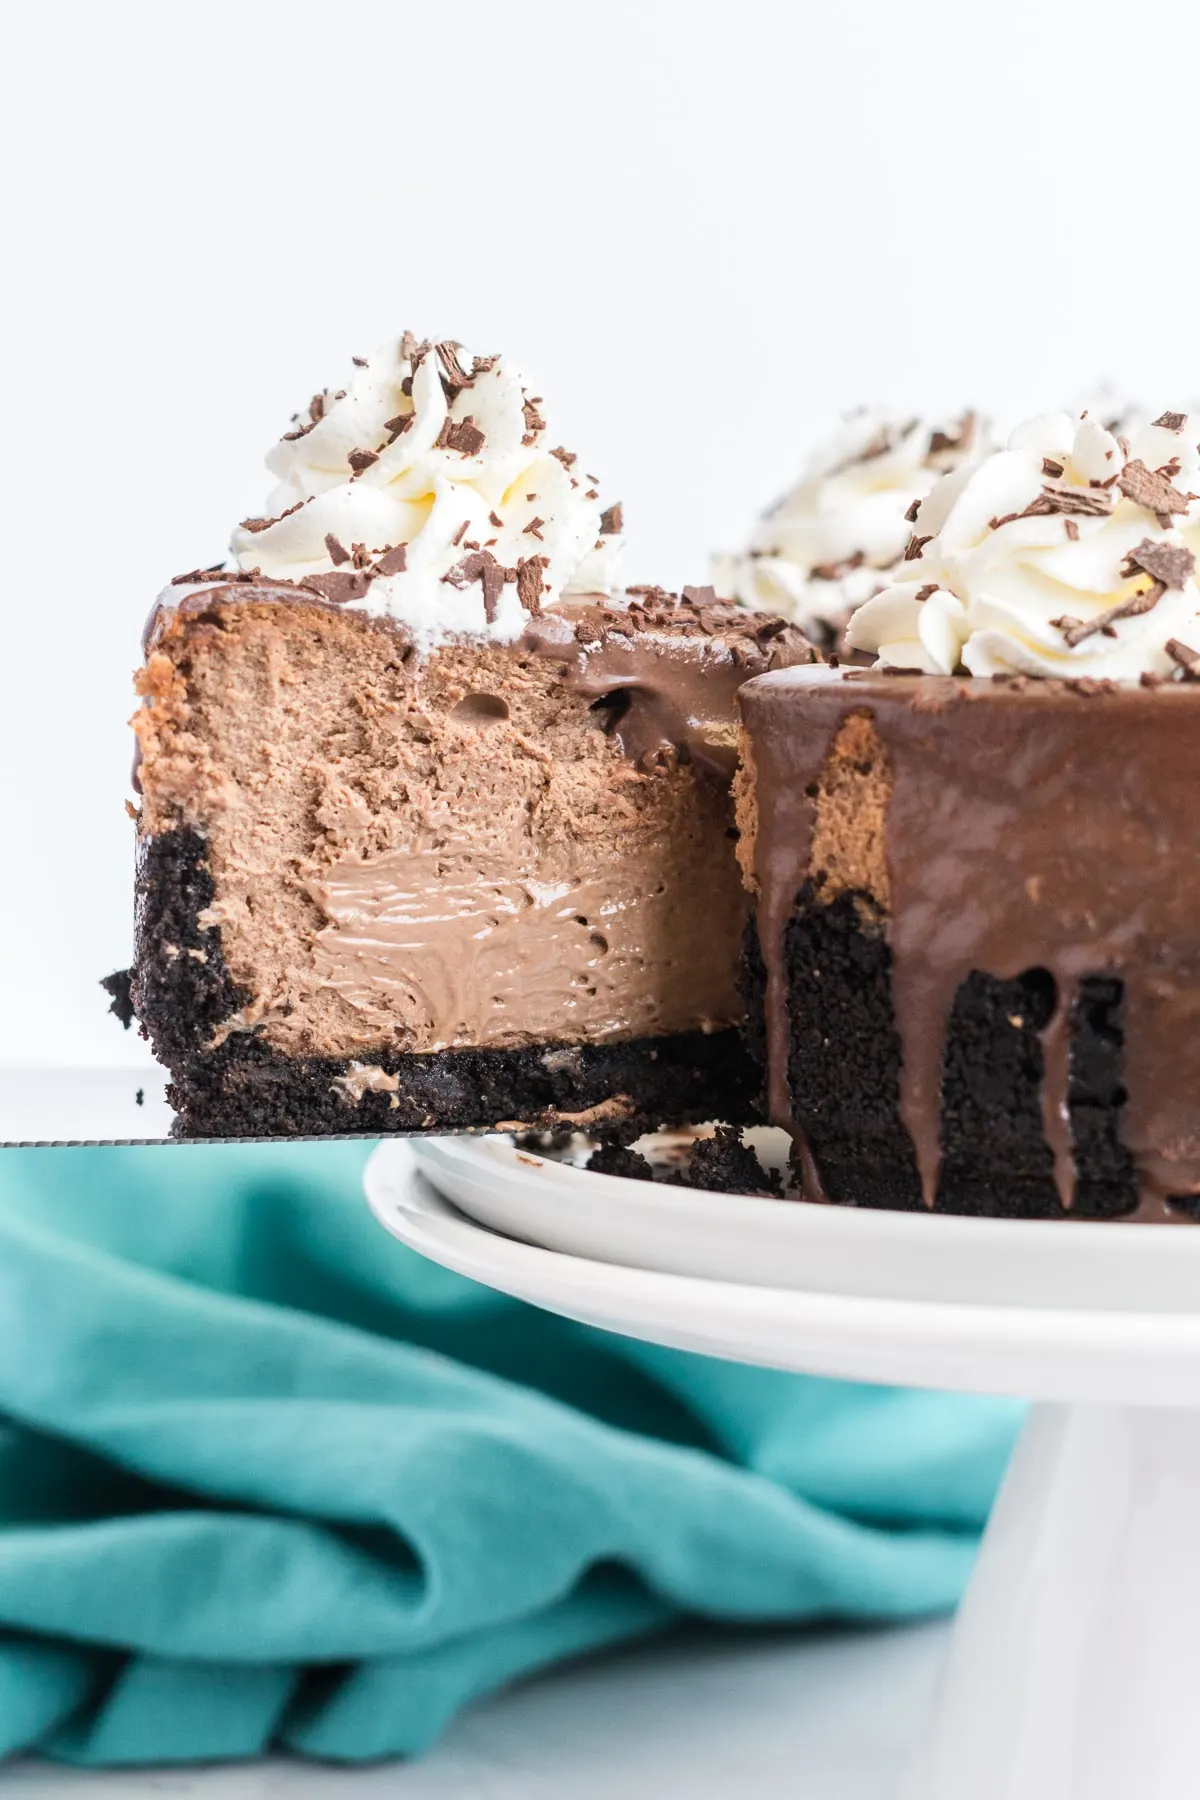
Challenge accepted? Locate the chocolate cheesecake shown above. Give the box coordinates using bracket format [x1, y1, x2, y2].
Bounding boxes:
[129, 331, 814, 1137]
[737, 407, 1200, 1220]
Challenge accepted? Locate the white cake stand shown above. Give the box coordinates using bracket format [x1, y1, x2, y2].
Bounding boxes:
[366, 1136, 1200, 1800]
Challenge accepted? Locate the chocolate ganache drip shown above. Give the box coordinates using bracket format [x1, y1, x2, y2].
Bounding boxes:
[737, 667, 1200, 1219]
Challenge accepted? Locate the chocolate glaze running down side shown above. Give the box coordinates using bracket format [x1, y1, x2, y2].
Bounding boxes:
[737, 666, 1200, 1219]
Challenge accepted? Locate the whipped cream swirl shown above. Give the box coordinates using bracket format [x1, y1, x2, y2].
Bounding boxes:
[230, 334, 623, 646]
[848, 410, 1200, 680]
[712, 410, 982, 641]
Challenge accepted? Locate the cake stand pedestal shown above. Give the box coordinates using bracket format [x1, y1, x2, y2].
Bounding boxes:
[366, 1140, 1200, 1800]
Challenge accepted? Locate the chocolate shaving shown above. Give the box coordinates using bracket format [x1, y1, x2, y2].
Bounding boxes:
[300, 570, 372, 605]
[1167, 639, 1200, 678]
[811, 551, 866, 581]
[352, 355, 368, 368]
[914, 584, 938, 603]
[1153, 411, 1187, 432]
[1118, 459, 1196, 527]
[903, 535, 931, 561]
[443, 549, 509, 622]
[172, 565, 233, 584]
[351, 542, 372, 569]
[348, 448, 379, 474]
[599, 503, 623, 536]
[1065, 519, 1080, 540]
[436, 341, 475, 396]
[488, 511, 504, 529]
[1052, 582, 1165, 646]
[1042, 458, 1065, 478]
[682, 585, 718, 607]
[399, 330, 421, 364]
[929, 415, 974, 456]
[1120, 538, 1195, 589]
[1141, 670, 1165, 687]
[324, 533, 351, 566]
[516, 555, 548, 614]
[904, 498, 921, 523]
[239, 500, 305, 534]
[550, 446, 577, 467]
[452, 520, 469, 547]
[384, 411, 413, 442]
[1024, 481, 1116, 519]
[436, 416, 486, 455]
[372, 544, 408, 576]
[308, 393, 326, 424]
[521, 396, 546, 444]
[522, 517, 545, 539]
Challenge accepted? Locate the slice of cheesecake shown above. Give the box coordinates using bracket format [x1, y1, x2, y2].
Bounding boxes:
[133, 580, 813, 1137]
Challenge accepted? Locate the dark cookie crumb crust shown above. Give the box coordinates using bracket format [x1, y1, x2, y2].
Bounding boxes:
[744, 886, 1140, 1220]
[133, 827, 761, 1140]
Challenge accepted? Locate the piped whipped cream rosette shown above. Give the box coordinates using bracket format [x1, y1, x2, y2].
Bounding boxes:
[230, 333, 624, 648]
[847, 410, 1200, 680]
[712, 409, 983, 642]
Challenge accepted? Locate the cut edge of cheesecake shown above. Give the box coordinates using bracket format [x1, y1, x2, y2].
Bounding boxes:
[131, 583, 816, 1138]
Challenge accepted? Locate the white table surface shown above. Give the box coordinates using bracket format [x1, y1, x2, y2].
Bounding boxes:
[4, 1619, 948, 1797]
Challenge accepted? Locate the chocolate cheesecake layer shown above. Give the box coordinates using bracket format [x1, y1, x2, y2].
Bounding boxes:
[736, 667, 1200, 1219]
[133, 582, 812, 1136]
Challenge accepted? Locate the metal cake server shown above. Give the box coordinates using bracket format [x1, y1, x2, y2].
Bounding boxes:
[0, 1069, 443, 1147]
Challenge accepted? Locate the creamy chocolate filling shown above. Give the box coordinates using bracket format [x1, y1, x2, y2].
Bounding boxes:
[738, 667, 1200, 1215]
[135, 584, 813, 1062]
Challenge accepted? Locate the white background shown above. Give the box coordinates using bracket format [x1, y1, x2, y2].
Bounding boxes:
[5, 0, 1200, 1066]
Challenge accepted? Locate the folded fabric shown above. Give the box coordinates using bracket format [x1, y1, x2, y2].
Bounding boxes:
[0, 1141, 1021, 1764]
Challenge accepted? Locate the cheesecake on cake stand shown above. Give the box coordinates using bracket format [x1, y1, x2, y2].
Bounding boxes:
[367, 401, 1200, 1797]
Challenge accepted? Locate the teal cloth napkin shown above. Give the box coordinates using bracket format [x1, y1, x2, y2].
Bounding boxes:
[0, 1141, 1020, 1765]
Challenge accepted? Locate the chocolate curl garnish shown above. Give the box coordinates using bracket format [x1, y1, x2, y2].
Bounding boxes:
[1120, 539, 1195, 590]
[992, 484, 1116, 532]
[444, 550, 510, 623]
[372, 544, 408, 576]
[436, 416, 486, 454]
[600, 503, 623, 536]
[300, 570, 373, 605]
[1052, 584, 1167, 647]
[926, 411, 977, 459]
[1167, 639, 1200, 679]
[239, 501, 305, 535]
[521, 396, 546, 445]
[435, 341, 475, 396]
[1118, 460, 1198, 529]
[516, 555, 548, 615]
[171, 564, 231, 585]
